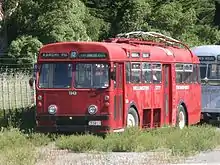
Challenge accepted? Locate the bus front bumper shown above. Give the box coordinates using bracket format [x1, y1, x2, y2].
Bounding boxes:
[35, 115, 110, 133]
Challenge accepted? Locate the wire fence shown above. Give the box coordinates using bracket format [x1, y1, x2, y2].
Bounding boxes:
[0, 57, 35, 111]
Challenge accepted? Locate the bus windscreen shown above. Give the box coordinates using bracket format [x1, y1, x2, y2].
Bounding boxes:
[39, 63, 72, 88]
[200, 63, 220, 83]
[74, 63, 109, 89]
[38, 63, 110, 89]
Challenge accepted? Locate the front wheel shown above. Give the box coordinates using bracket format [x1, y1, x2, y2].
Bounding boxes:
[176, 104, 187, 129]
[126, 107, 139, 127]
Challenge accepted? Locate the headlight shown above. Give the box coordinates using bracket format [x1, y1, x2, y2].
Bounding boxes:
[104, 95, 109, 101]
[48, 105, 57, 115]
[88, 105, 98, 115]
[37, 95, 42, 100]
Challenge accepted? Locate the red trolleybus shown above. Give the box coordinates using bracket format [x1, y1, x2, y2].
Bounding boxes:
[35, 31, 201, 133]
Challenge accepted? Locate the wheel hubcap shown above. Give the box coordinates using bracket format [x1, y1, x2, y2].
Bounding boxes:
[178, 111, 185, 129]
[127, 114, 136, 127]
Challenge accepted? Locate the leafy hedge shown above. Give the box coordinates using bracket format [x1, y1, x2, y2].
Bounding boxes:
[0, 106, 36, 133]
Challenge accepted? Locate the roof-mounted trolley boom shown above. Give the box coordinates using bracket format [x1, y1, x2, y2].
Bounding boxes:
[108, 31, 193, 57]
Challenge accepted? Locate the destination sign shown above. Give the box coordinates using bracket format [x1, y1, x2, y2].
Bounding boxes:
[41, 53, 68, 58]
[78, 52, 107, 58]
[131, 52, 140, 58]
[198, 56, 216, 61]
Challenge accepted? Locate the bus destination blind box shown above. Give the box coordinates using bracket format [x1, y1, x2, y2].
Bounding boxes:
[77, 52, 107, 59]
[41, 53, 68, 59]
[198, 56, 216, 62]
[40, 52, 107, 59]
[70, 51, 107, 59]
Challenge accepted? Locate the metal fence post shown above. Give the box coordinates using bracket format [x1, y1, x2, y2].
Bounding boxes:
[33, 53, 37, 106]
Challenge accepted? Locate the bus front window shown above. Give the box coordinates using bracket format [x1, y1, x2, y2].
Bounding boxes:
[200, 64, 220, 79]
[75, 63, 109, 89]
[199, 64, 207, 79]
[39, 63, 72, 88]
[200, 63, 220, 85]
[208, 64, 220, 79]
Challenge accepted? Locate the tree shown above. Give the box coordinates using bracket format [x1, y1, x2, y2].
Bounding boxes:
[83, 10, 110, 41]
[8, 35, 42, 66]
[35, 0, 90, 43]
[3, 0, 40, 45]
[146, 1, 220, 46]
[2, 0, 220, 64]
[119, 0, 152, 33]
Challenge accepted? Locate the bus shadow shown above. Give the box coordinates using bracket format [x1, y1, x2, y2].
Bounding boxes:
[197, 119, 220, 128]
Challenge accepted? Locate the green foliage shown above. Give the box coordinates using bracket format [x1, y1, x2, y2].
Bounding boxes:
[1, 0, 220, 65]
[119, 0, 152, 33]
[55, 126, 220, 156]
[3, 0, 41, 43]
[8, 35, 42, 65]
[57, 134, 103, 152]
[150, 2, 196, 34]
[0, 106, 36, 133]
[36, 0, 90, 43]
[83, 8, 110, 41]
[0, 128, 55, 165]
[179, 0, 215, 25]
[0, 128, 37, 165]
[26, 132, 53, 147]
[195, 25, 220, 45]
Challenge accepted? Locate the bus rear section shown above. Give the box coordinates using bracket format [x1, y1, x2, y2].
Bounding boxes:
[191, 45, 220, 123]
[35, 45, 119, 133]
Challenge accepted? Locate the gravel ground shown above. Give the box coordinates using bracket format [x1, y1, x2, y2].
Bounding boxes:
[184, 148, 220, 164]
[36, 143, 182, 165]
[35, 127, 220, 165]
[35, 143, 220, 165]
[34, 101, 220, 164]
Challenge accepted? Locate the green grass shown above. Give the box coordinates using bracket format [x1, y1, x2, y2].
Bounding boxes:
[0, 128, 37, 165]
[56, 125, 220, 156]
[25, 132, 54, 147]
[1, 124, 220, 165]
[0, 128, 54, 165]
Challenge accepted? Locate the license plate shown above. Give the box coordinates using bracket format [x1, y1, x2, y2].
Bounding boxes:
[88, 121, 101, 126]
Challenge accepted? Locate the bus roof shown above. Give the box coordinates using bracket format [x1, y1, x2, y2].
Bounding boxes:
[39, 31, 199, 63]
[191, 45, 220, 57]
[39, 41, 198, 63]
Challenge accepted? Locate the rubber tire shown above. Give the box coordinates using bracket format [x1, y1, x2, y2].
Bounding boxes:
[176, 104, 187, 129]
[126, 107, 139, 127]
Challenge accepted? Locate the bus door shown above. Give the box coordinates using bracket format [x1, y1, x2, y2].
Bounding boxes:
[162, 64, 172, 125]
[112, 63, 124, 128]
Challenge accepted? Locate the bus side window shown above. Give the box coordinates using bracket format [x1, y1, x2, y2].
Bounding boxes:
[111, 69, 116, 81]
[131, 62, 141, 83]
[142, 62, 151, 83]
[197, 64, 201, 83]
[175, 63, 184, 83]
[126, 62, 131, 83]
[183, 64, 193, 83]
[111, 64, 116, 88]
[152, 63, 162, 84]
[192, 64, 198, 83]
